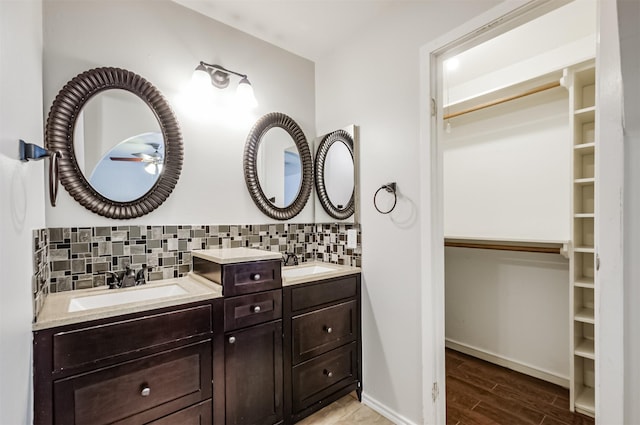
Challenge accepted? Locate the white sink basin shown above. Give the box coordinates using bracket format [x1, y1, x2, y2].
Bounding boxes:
[68, 284, 188, 312]
[282, 265, 336, 278]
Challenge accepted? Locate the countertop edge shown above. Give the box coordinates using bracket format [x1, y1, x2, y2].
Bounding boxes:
[192, 247, 282, 264]
[32, 274, 223, 331]
[282, 262, 361, 287]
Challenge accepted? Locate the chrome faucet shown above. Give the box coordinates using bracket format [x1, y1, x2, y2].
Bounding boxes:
[106, 271, 123, 289]
[121, 265, 136, 288]
[106, 265, 149, 289]
[282, 252, 299, 267]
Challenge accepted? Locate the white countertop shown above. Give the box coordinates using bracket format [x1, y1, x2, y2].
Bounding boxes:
[33, 273, 222, 331]
[282, 261, 361, 287]
[192, 247, 283, 264]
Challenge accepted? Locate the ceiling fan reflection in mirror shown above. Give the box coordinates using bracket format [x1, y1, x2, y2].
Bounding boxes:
[109, 133, 164, 175]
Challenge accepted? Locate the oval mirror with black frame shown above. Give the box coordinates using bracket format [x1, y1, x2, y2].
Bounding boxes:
[314, 127, 357, 221]
[244, 112, 313, 220]
[45, 67, 183, 219]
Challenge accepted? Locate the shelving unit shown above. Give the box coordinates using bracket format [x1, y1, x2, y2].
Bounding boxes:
[565, 60, 596, 418]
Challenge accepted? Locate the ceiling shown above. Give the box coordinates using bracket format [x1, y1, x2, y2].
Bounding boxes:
[172, 0, 397, 62]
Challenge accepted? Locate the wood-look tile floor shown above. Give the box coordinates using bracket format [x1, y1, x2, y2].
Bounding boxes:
[296, 393, 394, 425]
[446, 348, 595, 425]
[299, 350, 595, 425]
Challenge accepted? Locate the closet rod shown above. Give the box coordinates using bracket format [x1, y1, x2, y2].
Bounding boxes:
[443, 81, 561, 120]
[444, 241, 561, 254]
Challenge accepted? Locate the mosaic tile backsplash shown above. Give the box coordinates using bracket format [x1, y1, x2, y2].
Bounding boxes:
[32, 223, 361, 319]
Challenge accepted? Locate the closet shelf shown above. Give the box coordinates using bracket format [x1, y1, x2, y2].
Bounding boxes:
[574, 142, 595, 153]
[574, 246, 595, 253]
[574, 278, 595, 289]
[575, 105, 596, 115]
[574, 177, 595, 185]
[574, 109, 595, 125]
[575, 387, 595, 415]
[574, 213, 595, 218]
[575, 339, 595, 359]
[575, 307, 595, 324]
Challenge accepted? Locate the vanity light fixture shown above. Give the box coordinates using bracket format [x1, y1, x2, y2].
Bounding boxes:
[192, 61, 258, 109]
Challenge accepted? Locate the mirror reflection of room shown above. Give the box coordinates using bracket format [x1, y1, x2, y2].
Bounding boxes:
[73, 89, 164, 202]
[256, 127, 302, 208]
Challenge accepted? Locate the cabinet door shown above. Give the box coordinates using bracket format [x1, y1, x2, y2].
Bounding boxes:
[225, 320, 283, 425]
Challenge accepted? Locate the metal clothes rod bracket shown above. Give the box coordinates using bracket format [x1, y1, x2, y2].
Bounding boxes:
[443, 80, 561, 120]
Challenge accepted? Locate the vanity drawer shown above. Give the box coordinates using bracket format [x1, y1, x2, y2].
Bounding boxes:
[195, 258, 282, 296]
[53, 340, 211, 425]
[292, 300, 357, 364]
[292, 342, 358, 412]
[146, 399, 212, 425]
[224, 289, 282, 331]
[222, 260, 282, 296]
[291, 275, 357, 312]
[52, 305, 212, 372]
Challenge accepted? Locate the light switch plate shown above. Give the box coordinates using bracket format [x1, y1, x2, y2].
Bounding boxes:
[347, 229, 357, 249]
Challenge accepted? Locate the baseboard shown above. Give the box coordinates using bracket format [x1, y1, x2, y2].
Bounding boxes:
[445, 338, 570, 388]
[361, 392, 419, 425]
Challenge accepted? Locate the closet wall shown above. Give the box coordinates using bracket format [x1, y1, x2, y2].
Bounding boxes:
[442, 0, 595, 388]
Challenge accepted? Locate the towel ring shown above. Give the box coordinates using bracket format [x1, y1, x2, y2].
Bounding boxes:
[374, 182, 397, 214]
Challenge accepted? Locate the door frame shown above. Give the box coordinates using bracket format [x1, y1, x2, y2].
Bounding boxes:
[418, 1, 624, 423]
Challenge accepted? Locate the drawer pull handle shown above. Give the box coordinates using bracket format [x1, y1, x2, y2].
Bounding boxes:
[323, 369, 333, 378]
[229, 336, 236, 344]
[140, 386, 151, 397]
[252, 305, 261, 313]
[324, 326, 333, 334]
[251, 273, 261, 281]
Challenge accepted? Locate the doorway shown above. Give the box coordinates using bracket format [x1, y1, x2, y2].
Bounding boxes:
[418, 0, 624, 423]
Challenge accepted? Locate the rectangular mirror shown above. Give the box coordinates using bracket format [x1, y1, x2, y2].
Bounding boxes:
[313, 124, 360, 224]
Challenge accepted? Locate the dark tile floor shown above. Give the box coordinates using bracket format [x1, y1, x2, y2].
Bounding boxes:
[446, 349, 595, 425]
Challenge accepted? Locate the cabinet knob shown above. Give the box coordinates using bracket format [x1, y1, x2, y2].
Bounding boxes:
[323, 369, 333, 378]
[140, 386, 151, 397]
[228, 336, 236, 344]
[251, 273, 261, 281]
[252, 305, 261, 313]
[324, 326, 333, 334]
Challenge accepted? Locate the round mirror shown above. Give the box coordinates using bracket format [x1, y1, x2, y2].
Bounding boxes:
[73, 89, 164, 202]
[256, 127, 302, 208]
[45, 67, 183, 219]
[244, 112, 312, 220]
[315, 129, 355, 219]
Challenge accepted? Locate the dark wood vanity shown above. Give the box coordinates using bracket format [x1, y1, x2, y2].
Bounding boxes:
[33, 251, 361, 425]
[205, 257, 285, 425]
[33, 299, 220, 425]
[284, 274, 362, 423]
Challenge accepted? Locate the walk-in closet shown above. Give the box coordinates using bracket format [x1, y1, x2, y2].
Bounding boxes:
[441, 0, 597, 421]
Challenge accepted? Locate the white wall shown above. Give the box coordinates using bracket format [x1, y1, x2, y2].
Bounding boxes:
[315, 2, 501, 423]
[618, 0, 640, 423]
[0, 1, 45, 423]
[445, 248, 570, 384]
[443, 88, 570, 241]
[42, 0, 315, 227]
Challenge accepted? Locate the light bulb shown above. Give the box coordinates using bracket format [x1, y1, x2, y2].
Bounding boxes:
[236, 77, 258, 109]
[144, 163, 163, 175]
[191, 64, 211, 89]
